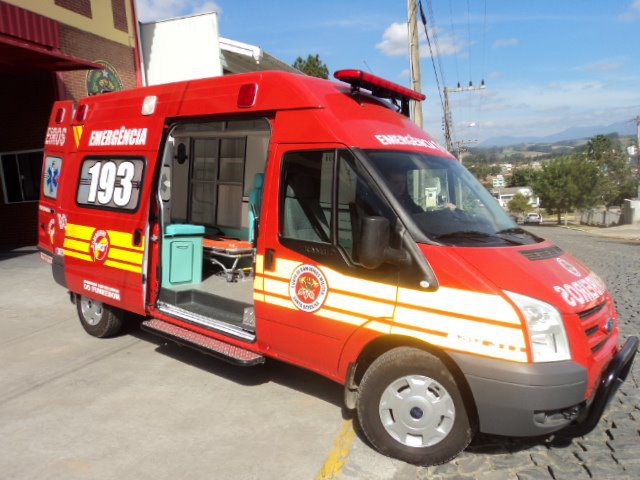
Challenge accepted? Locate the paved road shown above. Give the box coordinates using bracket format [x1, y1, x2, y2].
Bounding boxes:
[0, 227, 638, 479]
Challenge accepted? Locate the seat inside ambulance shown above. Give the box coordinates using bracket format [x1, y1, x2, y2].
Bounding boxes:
[156, 118, 270, 334]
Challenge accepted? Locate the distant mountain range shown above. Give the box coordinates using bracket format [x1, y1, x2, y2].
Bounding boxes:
[480, 120, 636, 147]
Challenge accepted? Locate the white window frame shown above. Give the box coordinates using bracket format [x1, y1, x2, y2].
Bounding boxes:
[0, 149, 44, 204]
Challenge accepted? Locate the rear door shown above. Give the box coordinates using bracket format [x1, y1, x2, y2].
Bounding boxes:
[59, 116, 160, 316]
[38, 101, 74, 262]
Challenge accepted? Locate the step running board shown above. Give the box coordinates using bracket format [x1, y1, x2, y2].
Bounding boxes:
[141, 319, 265, 366]
[157, 301, 255, 342]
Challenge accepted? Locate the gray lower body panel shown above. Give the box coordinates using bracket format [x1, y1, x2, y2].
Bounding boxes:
[449, 351, 588, 436]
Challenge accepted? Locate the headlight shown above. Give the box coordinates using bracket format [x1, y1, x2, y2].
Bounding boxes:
[504, 291, 570, 362]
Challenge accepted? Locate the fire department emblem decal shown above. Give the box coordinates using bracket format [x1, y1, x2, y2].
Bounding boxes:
[289, 264, 328, 313]
[556, 257, 581, 277]
[90, 229, 110, 263]
[47, 218, 56, 246]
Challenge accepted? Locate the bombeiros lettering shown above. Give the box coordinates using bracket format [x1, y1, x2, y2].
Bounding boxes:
[45, 127, 66, 146]
[553, 272, 606, 307]
[88, 126, 147, 147]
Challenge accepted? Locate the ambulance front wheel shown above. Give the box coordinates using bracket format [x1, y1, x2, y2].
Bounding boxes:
[76, 295, 123, 338]
[357, 347, 474, 466]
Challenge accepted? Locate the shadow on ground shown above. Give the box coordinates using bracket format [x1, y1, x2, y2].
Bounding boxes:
[126, 325, 345, 409]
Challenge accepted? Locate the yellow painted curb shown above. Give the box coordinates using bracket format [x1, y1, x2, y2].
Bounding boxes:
[315, 419, 356, 480]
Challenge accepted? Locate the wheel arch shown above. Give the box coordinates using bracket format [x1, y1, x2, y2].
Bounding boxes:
[345, 334, 479, 429]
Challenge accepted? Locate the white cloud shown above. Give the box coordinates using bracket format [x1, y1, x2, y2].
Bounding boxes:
[579, 60, 625, 72]
[492, 38, 519, 48]
[618, 0, 640, 21]
[136, 0, 221, 23]
[420, 79, 640, 142]
[376, 22, 465, 58]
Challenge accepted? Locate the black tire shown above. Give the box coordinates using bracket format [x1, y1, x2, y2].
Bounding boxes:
[76, 295, 123, 338]
[357, 347, 474, 465]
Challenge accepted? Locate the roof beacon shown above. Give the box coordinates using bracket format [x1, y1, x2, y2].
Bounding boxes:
[333, 69, 425, 117]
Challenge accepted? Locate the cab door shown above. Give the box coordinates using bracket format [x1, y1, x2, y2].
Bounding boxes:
[256, 144, 399, 376]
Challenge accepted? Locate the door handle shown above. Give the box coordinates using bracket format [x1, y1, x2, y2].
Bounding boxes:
[265, 248, 275, 271]
[133, 229, 143, 246]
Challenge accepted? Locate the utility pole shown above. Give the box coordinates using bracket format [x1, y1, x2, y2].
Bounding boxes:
[408, 0, 423, 128]
[443, 81, 486, 157]
[635, 116, 640, 155]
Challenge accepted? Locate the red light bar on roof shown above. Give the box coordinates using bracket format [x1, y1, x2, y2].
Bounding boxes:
[334, 69, 426, 102]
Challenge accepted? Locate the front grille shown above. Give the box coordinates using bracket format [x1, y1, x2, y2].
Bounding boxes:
[519, 245, 563, 261]
[592, 338, 607, 353]
[578, 301, 606, 320]
[577, 300, 612, 355]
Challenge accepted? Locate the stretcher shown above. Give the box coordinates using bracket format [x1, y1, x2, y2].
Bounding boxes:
[202, 238, 254, 282]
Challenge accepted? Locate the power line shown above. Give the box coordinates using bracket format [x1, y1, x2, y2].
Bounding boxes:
[466, 0, 472, 83]
[447, 0, 460, 86]
[418, 1, 445, 118]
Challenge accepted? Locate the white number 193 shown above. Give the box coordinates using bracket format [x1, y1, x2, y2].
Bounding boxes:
[87, 161, 135, 207]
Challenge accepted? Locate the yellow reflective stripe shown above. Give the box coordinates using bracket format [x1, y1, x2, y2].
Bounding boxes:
[255, 254, 264, 274]
[63, 238, 90, 253]
[63, 249, 92, 262]
[263, 293, 296, 310]
[104, 260, 142, 273]
[108, 247, 143, 265]
[107, 230, 144, 251]
[253, 292, 265, 302]
[263, 277, 289, 298]
[315, 307, 364, 327]
[397, 286, 522, 325]
[391, 323, 527, 362]
[324, 291, 394, 319]
[65, 223, 94, 241]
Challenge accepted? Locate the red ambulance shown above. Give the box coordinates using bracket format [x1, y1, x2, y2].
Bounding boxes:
[38, 70, 637, 465]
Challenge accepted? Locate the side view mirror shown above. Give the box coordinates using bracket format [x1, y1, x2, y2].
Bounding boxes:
[359, 216, 410, 270]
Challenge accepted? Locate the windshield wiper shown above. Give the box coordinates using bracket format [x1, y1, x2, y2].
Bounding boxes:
[496, 227, 527, 235]
[435, 230, 523, 245]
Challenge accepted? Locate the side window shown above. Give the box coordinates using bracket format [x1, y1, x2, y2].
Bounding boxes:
[337, 151, 396, 262]
[76, 157, 144, 211]
[280, 150, 333, 243]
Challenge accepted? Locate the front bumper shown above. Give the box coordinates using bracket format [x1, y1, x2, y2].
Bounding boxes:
[565, 335, 638, 436]
[449, 336, 638, 437]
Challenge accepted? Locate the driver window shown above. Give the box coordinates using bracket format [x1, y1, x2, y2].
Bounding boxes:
[280, 150, 333, 243]
[337, 150, 396, 263]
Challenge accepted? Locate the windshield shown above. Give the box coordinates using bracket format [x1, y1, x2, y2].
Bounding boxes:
[365, 150, 541, 246]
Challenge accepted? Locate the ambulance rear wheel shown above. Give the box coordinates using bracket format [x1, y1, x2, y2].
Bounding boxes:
[357, 347, 473, 466]
[77, 295, 123, 338]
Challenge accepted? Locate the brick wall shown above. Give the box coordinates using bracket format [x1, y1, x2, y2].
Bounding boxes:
[59, 24, 136, 101]
[54, 0, 92, 18]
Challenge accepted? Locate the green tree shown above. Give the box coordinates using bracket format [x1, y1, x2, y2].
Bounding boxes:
[509, 167, 539, 187]
[507, 192, 532, 216]
[292, 54, 329, 79]
[533, 156, 601, 224]
[586, 135, 638, 208]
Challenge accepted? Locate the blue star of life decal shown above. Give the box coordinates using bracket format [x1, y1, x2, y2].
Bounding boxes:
[44, 157, 62, 198]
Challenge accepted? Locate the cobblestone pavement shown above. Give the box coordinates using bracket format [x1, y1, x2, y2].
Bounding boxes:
[342, 226, 640, 480]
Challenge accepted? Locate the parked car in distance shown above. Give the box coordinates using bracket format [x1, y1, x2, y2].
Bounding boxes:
[524, 212, 543, 224]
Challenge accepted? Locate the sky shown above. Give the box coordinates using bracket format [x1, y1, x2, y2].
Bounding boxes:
[135, 0, 640, 144]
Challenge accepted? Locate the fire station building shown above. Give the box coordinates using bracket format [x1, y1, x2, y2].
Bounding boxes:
[0, 0, 140, 248]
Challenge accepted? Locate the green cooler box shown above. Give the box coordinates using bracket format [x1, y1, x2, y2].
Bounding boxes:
[162, 224, 205, 288]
